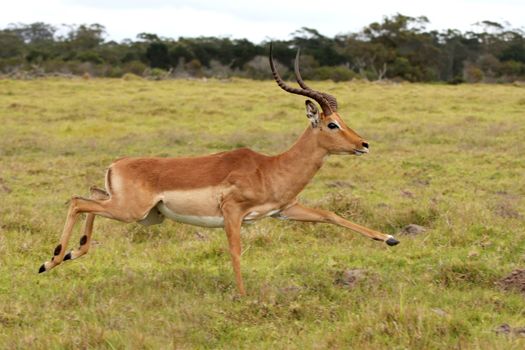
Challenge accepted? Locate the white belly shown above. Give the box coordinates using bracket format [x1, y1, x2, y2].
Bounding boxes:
[157, 202, 225, 228]
[145, 188, 282, 228]
[156, 203, 282, 228]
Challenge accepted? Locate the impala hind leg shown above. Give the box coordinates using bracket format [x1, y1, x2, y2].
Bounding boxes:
[38, 192, 142, 273]
[62, 187, 109, 262]
[278, 203, 399, 246]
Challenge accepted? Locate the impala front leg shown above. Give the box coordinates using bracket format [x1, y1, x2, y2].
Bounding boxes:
[279, 203, 399, 246]
[221, 203, 246, 296]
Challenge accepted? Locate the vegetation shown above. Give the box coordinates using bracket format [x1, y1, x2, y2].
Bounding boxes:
[0, 78, 524, 348]
[1, 14, 525, 82]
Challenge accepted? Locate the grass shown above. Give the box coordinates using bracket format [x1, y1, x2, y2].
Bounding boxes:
[0, 78, 524, 349]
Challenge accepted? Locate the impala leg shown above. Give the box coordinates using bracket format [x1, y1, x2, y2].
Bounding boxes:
[39, 193, 140, 273]
[222, 204, 246, 296]
[279, 203, 399, 246]
[63, 187, 110, 262]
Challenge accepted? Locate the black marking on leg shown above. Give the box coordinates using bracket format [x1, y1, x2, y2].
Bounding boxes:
[63, 252, 72, 261]
[79, 235, 88, 246]
[38, 264, 46, 273]
[54, 244, 62, 256]
[372, 237, 382, 241]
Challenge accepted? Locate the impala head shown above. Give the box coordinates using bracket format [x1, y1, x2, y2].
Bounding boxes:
[269, 44, 369, 156]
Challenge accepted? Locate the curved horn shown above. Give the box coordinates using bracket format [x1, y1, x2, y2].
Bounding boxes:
[294, 48, 338, 113]
[269, 43, 334, 116]
[294, 48, 312, 91]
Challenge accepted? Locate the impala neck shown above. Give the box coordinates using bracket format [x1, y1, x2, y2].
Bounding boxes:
[273, 126, 329, 195]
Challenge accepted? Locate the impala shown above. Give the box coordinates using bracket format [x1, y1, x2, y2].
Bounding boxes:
[39, 45, 399, 295]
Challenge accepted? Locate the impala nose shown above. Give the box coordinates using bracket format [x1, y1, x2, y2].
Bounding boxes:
[362, 142, 369, 149]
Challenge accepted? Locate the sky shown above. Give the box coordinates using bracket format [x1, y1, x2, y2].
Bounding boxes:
[1, 0, 524, 42]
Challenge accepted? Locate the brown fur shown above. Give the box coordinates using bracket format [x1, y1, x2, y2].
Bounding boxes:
[39, 95, 398, 296]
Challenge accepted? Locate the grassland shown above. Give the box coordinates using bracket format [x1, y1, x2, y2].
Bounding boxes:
[0, 78, 524, 349]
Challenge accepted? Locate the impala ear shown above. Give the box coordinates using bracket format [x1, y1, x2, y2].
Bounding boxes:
[305, 100, 320, 128]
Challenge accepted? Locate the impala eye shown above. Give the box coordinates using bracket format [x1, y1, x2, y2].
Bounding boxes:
[327, 122, 339, 130]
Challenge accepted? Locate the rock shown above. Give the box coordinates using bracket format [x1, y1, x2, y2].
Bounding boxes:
[401, 224, 427, 235]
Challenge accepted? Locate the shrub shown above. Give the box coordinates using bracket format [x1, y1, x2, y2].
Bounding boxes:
[144, 67, 169, 80]
[122, 60, 147, 76]
[185, 59, 203, 77]
[463, 64, 483, 83]
[122, 72, 143, 81]
[310, 66, 356, 82]
[243, 55, 280, 80]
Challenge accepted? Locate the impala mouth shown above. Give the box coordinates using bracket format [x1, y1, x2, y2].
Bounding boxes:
[353, 148, 369, 156]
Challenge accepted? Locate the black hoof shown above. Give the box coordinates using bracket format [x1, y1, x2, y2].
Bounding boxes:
[63, 252, 72, 261]
[38, 264, 46, 273]
[386, 237, 400, 246]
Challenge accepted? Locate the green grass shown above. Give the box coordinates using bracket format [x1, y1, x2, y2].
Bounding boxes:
[0, 78, 524, 349]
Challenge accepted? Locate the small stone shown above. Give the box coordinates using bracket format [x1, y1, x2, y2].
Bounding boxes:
[401, 224, 426, 235]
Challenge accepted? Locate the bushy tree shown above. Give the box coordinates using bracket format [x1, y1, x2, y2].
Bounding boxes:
[1, 17, 524, 82]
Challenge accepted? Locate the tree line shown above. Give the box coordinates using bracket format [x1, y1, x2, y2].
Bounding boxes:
[1, 14, 524, 82]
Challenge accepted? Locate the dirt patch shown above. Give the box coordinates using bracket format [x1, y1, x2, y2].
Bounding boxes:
[194, 231, 209, 241]
[0, 178, 11, 193]
[400, 224, 427, 235]
[497, 269, 525, 295]
[493, 201, 522, 219]
[334, 269, 375, 290]
[326, 180, 355, 189]
[400, 189, 415, 198]
[279, 285, 302, 297]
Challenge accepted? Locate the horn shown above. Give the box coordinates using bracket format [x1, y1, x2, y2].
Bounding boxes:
[294, 48, 338, 113]
[269, 43, 335, 116]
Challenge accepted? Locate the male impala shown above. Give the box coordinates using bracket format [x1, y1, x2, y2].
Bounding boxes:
[39, 45, 399, 295]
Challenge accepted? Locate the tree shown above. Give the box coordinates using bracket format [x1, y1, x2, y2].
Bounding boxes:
[0, 29, 24, 58]
[67, 24, 106, 50]
[146, 42, 170, 69]
[0, 17, 524, 81]
[8, 22, 56, 44]
[500, 43, 525, 63]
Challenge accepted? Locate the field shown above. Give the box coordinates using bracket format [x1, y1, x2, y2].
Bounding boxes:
[0, 78, 524, 349]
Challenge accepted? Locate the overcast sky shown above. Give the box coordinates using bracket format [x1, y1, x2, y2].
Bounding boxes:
[2, 0, 524, 42]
